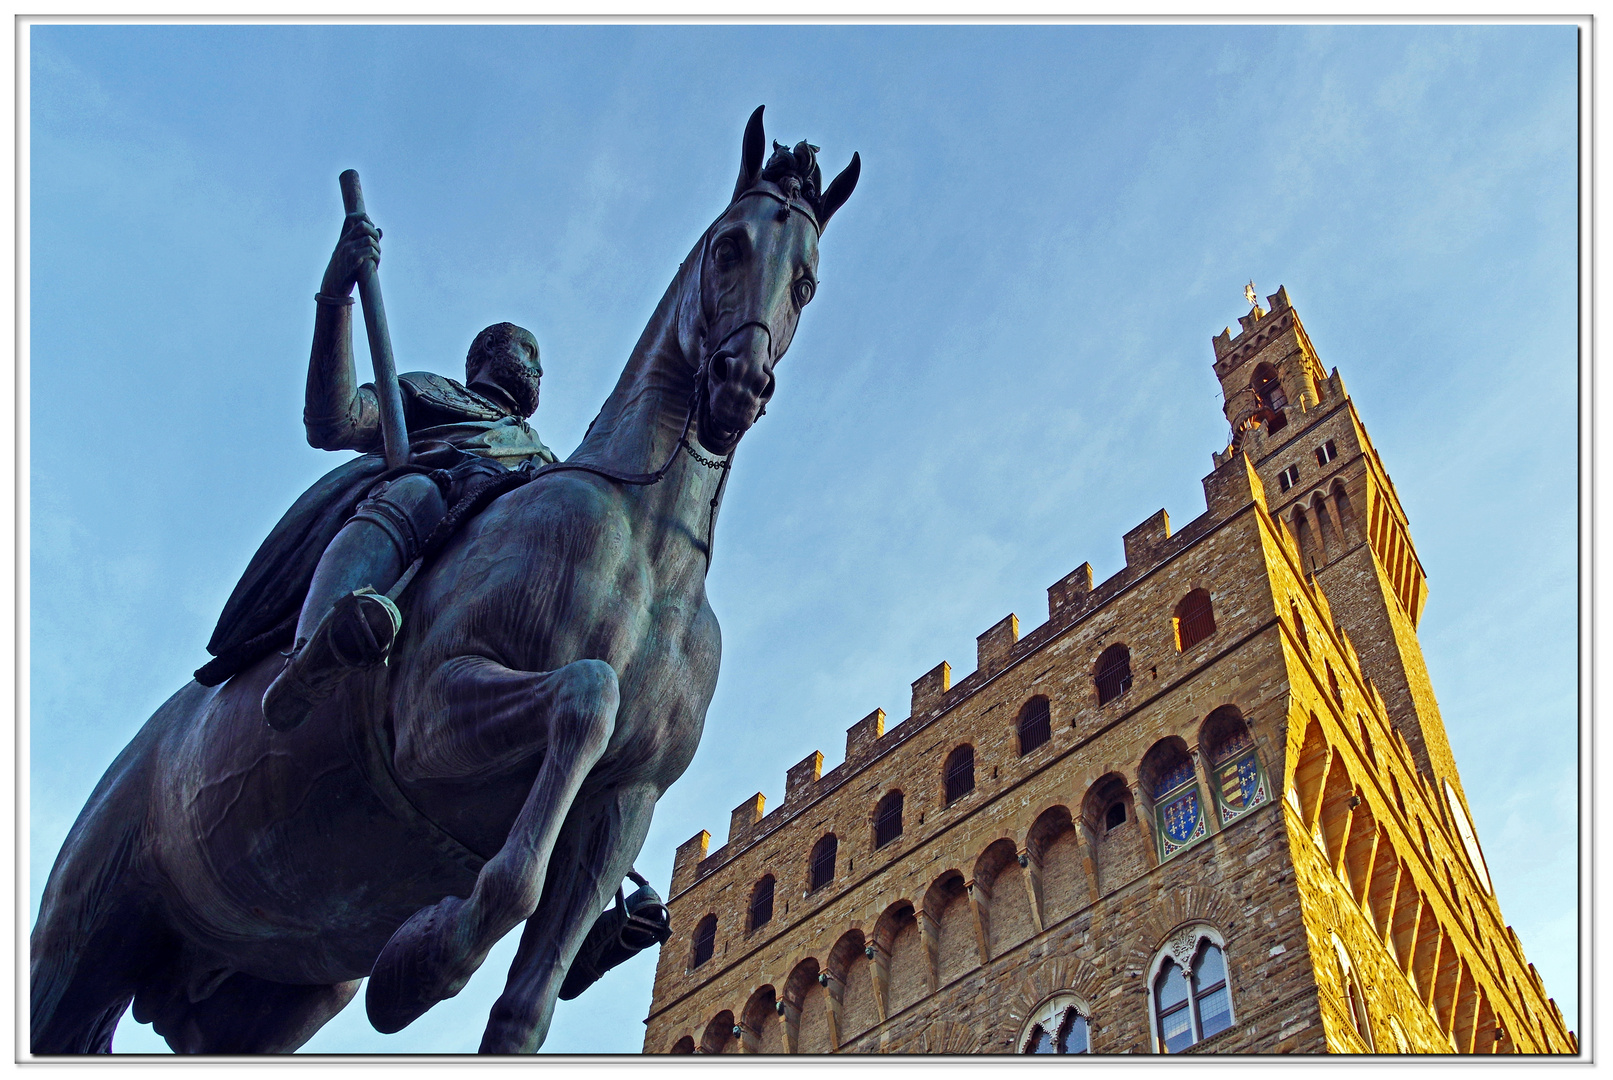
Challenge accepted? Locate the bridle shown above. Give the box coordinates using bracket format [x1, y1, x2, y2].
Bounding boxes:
[510, 186, 813, 554]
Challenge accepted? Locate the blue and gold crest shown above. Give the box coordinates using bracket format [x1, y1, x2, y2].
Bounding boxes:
[1156, 785, 1207, 859]
[1214, 751, 1267, 824]
[1162, 790, 1200, 843]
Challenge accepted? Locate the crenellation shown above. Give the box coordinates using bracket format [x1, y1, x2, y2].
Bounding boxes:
[976, 614, 1019, 679]
[845, 708, 887, 765]
[730, 794, 765, 846]
[910, 662, 952, 719]
[785, 751, 824, 802]
[671, 829, 710, 894]
[1047, 562, 1094, 620]
[1123, 509, 1171, 568]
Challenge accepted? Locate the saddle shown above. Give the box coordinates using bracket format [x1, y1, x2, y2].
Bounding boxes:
[194, 454, 540, 688]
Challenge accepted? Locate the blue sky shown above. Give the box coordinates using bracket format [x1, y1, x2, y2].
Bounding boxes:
[28, 23, 1580, 1054]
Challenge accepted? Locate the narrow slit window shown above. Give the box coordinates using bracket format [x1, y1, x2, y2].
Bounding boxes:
[874, 792, 904, 849]
[809, 834, 837, 892]
[748, 875, 774, 932]
[943, 745, 975, 805]
[1095, 644, 1133, 705]
[691, 914, 717, 969]
[1018, 696, 1052, 755]
[1174, 589, 1216, 651]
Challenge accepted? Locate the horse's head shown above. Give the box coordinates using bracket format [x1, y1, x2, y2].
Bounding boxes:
[683, 106, 859, 456]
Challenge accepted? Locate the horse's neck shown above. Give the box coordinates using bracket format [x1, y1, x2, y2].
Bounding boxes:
[570, 280, 694, 474]
[569, 263, 725, 557]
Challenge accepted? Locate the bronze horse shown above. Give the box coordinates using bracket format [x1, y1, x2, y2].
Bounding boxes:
[31, 107, 858, 1055]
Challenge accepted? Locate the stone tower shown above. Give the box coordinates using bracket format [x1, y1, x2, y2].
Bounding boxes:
[640, 289, 1575, 1056]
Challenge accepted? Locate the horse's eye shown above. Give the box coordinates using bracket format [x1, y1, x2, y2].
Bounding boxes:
[793, 278, 815, 306]
[713, 239, 740, 268]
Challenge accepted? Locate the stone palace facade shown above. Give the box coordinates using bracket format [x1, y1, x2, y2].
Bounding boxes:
[640, 288, 1576, 1055]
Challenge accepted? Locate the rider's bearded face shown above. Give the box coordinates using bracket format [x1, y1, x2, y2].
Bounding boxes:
[470, 329, 542, 417]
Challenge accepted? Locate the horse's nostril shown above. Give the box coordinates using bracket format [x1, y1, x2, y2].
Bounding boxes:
[710, 355, 729, 383]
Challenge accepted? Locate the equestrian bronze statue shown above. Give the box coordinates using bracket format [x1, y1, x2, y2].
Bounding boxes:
[31, 106, 859, 1055]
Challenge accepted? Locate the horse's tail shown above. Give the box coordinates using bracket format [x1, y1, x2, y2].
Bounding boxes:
[30, 683, 196, 1053]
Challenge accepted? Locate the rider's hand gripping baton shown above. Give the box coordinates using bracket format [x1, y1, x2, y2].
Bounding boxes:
[339, 169, 411, 472]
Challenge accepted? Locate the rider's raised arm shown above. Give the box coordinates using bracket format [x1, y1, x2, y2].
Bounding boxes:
[304, 214, 383, 452]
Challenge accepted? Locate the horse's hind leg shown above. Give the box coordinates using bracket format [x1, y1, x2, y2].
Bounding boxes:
[365, 656, 620, 1035]
[478, 783, 658, 1053]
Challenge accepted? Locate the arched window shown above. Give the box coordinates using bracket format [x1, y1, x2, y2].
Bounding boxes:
[1017, 696, 1052, 755]
[1295, 510, 1319, 570]
[1018, 992, 1093, 1054]
[748, 875, 775, 932]
[1331, 479, 1357, 542]
[1200, 706, 1268, 825]
[943, 745, 975, 805]
[1251, 363, 1289, 433]
[1173, 589, 1216, 651]
[1095, 644, 1133, 705]
[874, 791, 904, 849]
[809, 834, 837, 892]
[1252, 363, 1288, 411]
[1313, 493, 1337, 556]
[1142, 738, 1205, 861]
[1332, 934, 1374, 1050]
[691, 914, 717, 969]
[1105, 801, 1127, 830]
[1152, 928, 1234, 1053]
[669, 1035, 696, 1054]
[1357, 714, 1376, 765]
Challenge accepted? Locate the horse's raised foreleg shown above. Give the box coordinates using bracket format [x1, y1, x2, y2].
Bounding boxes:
[478, 783, 659, 1054]
[364, 656, 619, 1035]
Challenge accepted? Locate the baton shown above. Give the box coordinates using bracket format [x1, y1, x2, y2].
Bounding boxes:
[339, 169, 411, 471]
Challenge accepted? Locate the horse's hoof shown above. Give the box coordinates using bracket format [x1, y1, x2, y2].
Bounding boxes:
[365, 895, 475, 1034]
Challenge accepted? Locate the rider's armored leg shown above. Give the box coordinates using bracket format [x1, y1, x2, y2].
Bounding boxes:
[555, 870, 671, 1002]
[262, 472, 447, 731]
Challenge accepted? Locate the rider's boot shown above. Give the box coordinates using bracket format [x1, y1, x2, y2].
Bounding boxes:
[557, 873, 672, 1001]
[262, 588, 402, 732]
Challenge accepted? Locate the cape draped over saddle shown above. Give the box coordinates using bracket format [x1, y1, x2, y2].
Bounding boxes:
[197, 372, 554, 686]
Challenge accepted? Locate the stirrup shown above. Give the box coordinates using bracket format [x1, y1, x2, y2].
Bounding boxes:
[557, 872, 672, 1001]
[262, 589, 401, 732]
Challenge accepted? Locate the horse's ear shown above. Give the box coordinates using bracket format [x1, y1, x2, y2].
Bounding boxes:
[733, 106, 766, 203]
[818, 152, 860, 231]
